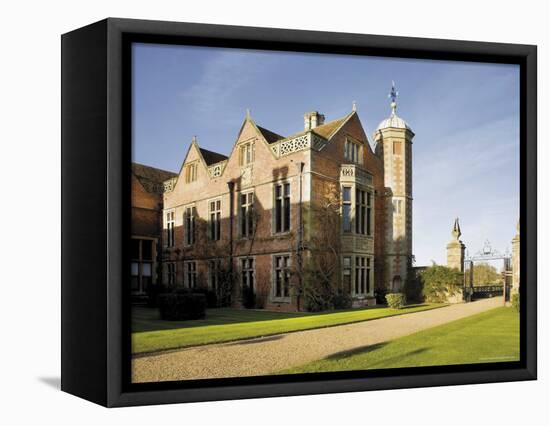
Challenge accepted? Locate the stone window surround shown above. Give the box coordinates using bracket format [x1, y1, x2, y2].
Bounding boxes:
[184, 260, 197, 289]
[130, 236, 157, 295]
[340, 183, 374, 238]
[165, 261, 177, 286]
[185, 161, 198, 183]
[341, 254, 374, 298]
[208, 259, 222, 290]
[272, 180, 292, 236]
[183, 203, 196, 247]
[164, 209, 176, 248]
[344, 136, 364, 165]
[238, 190, 255, 239]
[239, 256, 256, 292]
[270, 252, 292, 303]
[207, 196, 222, 241]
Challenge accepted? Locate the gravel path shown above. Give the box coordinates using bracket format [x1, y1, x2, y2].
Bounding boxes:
[132, 297, 502, 383]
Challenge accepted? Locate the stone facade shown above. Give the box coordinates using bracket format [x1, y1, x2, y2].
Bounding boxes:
[151, 100, 414, 311]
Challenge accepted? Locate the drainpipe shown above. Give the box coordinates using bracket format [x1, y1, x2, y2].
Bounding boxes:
[227, 181, 235, 303]
[296, 162, 305, 311]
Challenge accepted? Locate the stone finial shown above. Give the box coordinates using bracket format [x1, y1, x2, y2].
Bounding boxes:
[352, 100, 357, 112]
[246, 108, 251, 119]
[192, 135, 197, 144]
[451, 217, 462, 240]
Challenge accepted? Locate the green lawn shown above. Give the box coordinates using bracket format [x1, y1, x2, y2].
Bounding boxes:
[132, 304, 444, 355]
[280, 307, 519, 374]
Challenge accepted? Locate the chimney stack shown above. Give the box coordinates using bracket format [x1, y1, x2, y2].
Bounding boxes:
[304, 111, 325, 131]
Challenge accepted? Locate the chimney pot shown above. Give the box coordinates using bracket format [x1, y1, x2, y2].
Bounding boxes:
[304, 111, 325, 130]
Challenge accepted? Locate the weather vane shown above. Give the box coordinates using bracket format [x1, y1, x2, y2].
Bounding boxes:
[388, 80, 399, 104]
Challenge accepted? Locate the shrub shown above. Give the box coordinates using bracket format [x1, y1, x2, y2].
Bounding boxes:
[158, 293, 206, 321]
[304, 296, 332, 312]
[386, 293, 406, 309]
[242, 285, 256, 309]
[146, 283, 169, 307]
[511, 293, 520, 312]
[332, 291, 352, 310]
[185, 287, 218, 308]
[374, 287, 388, 305]
[421, 265, 463, 303]
[403, 273, 423, 304]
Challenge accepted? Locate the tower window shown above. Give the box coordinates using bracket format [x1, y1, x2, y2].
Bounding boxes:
[393, 141, 403, 155]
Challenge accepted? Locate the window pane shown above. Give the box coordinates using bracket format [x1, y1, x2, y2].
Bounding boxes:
[343, 187, 351, 202]
[142, 263, 152, 277]
[284, 183, 290, 197]
[343, 205, 351, 232]
[275, 199, 282, 232]
[131, 262, 139, 276]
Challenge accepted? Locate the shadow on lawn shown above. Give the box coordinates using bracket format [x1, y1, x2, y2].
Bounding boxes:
[323, 343, 429, 368]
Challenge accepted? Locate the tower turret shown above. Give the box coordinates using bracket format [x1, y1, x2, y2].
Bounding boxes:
[374, 82, 414, 292]
[447, 218, 466, 272]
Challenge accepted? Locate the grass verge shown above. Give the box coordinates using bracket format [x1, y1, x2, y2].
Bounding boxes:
[132, 303, 445, 355]
[279, 307, 519, 374]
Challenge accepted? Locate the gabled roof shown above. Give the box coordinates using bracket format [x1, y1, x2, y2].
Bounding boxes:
[198, 147, 228, 166]
[257, 125, 284, 144]
[312, 115, 351, 139]
[132, 162, 177, 194]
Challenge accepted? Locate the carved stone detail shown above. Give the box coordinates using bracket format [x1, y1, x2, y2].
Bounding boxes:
[340, 164, 373, 186]
[208, 162, 225, 178]
[163, 177, 177, 193]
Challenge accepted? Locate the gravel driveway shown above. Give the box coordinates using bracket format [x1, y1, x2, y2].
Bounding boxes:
[132, 297, 503, 383]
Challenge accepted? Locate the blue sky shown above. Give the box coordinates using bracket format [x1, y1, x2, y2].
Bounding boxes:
[132, 43, 520, 266]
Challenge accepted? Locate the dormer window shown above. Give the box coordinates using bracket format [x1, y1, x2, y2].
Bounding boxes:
[185, 162, 197, 183]
[239, 141, 255, 166]
[344, 138, 363, 164]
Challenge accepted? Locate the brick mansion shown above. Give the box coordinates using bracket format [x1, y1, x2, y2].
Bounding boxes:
[131, 93, 414, 310]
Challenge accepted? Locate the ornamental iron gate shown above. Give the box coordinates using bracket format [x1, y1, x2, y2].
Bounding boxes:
[463, 240, 512, 302]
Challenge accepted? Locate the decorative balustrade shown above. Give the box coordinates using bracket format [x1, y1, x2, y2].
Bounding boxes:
[270, 132, 327, 158]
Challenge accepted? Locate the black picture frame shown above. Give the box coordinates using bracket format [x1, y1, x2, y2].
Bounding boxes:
[61, 17, 537, 407]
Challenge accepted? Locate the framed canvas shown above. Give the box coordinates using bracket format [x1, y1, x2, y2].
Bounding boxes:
[61, 18, 537, 407]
